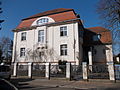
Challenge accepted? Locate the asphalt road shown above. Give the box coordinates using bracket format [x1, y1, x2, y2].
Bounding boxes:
[19, 86, 76, 90]
[10, 77, 120, 90]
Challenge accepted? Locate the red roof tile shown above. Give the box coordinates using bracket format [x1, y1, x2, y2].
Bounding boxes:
[87, 27, 109, 33]
[84, 27, 112, 44]
[23, 8, 74, 20]
[16, 8, 77, 29]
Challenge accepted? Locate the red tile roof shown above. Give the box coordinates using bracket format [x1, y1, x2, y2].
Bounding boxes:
[84, 27, 112, 45]
[87, 27, 110, 33]
[16, 8, 78, 29]
[23, 8, 74, 20]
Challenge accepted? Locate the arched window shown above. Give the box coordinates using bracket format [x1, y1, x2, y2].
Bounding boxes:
[37, 18, 49, 25]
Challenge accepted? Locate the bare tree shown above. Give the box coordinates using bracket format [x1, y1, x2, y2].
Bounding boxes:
[0, 37, 13, 64]
[97, 0, 120, 55]
[97, 0, 120, 31]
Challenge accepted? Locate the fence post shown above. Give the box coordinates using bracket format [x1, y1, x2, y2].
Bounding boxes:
[82, 62, 88, 81]
[116, 57, 120, 63]
[108, 62, 115, 82]
[88, 51, 92, 71]
[66, 62, 71, 80]
[13, 62, 18, 77]
[45, 63, 50, 79]
[28, 62, 33, 78]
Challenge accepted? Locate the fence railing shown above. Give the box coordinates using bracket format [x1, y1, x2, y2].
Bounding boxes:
[115, 64, 120, 80]
[17, 65, 28, 76]
[32, 64, 45, 77]
[71, 65, 82, 80]
[11, 62, 117, 81]
[50, 65, 66, 78]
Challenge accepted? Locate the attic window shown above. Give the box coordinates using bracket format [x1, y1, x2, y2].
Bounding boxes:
[93, 34, 101, 41]
[37, 18, 49, 25]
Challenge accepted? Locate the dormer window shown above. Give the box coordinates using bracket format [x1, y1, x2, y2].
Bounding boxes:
[37, 18, 49, 25]
[93, 34, 101, 41]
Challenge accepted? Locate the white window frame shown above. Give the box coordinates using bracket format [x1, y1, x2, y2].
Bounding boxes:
[38, 30, 44, 43]
[60, 44, 67, 56]
[21, 32, 26, 41]
[20, 48, 25, 57]
[60, 26, 67, 36]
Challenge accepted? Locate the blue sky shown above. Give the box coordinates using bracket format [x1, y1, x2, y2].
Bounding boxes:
[0, 0, 100, 39]
[1, 0, 120, 55]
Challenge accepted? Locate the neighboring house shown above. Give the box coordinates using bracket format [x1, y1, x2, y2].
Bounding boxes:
[12, 8, 84, 65]
[12, 8, 113, 65]
[83, 27, 113, 64]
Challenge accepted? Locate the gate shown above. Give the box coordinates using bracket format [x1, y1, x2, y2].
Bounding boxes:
[17, 64, 28, 76]
[32, 63, 45, 78]
[71, 65, 83, 80]
[50, 65, 66, 78]
[115, 64, 120, 80]
[88, 64, 109, 79]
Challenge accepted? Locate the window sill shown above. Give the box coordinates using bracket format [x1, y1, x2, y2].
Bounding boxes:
[60, 36, 68, 37]
[60, 55, 68, 56]
[21, 40, 27, 42]
[20, 56, 25, 58]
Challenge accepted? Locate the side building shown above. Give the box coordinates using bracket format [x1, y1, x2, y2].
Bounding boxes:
[83, 27, 113, 65]
[12, 8, 84, 65]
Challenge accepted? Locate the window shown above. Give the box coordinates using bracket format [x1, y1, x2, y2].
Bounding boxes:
[60, 26, 67, 36]
[93, 34, 101, 41]
[38, 30, 44, 43]
[37, 18, 49, 25]
[21, 32, 26, 41]
[60, 44, 67, 56]
[20, 48, 25, 57]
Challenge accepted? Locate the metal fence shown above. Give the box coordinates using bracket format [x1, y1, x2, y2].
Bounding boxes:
[88, 64, 109, 79]
[17, 64, 28, 76]
[32, 64, 45, 77]
[50, 65, 66, 78]
[115, 64, 120, 80]
[71, 65, 83, 80]
[10, 64, 14, 75]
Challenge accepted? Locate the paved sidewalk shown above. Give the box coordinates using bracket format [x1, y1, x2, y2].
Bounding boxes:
[11, 77, 120, 90]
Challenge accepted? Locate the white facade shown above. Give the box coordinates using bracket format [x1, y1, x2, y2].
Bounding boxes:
[12, 16, 83, 65]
